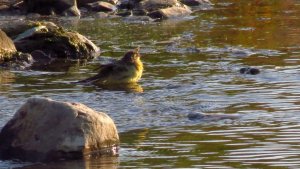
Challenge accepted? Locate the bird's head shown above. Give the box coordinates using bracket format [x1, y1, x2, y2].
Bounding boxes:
[121, 47, 141, 64]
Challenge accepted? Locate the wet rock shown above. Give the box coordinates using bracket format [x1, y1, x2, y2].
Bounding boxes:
[78, 0, 118, 6]
[117, 0, 191, 19]
[180, 0, 211, 6]
[138, 0, 178, 11]
[0, 29, 34, 69]
[148, 5, 191, 19]
[188, 112, 240, 121]
[0, 29, 17, 63]
[0, 97, 119, 162]
[13, 21, 100, 60]
[24, 0, 80, 16]
[86, 1, 117, 12]
[30, 50, 52, 63]
[0, 52, 34, 70]
[1, 21, 59, 38]
[239, 67, 260, 75]
[0, 4, 9, 11]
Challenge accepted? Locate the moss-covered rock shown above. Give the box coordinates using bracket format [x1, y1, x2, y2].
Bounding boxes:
[0, 29, 17, 63]
[13, 21, 100, 60]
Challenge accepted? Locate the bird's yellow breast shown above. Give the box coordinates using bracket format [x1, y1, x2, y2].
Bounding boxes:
[104, 61, 143, 84]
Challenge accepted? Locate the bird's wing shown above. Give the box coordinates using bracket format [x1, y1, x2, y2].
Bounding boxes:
[78, 64, 115, 83]
[78, 62, 130, 83]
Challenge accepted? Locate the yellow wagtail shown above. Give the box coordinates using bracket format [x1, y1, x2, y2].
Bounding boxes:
[79, 47, 143, 85]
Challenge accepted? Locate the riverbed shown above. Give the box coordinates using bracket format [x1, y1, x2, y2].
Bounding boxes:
[1, 0, 300, 168]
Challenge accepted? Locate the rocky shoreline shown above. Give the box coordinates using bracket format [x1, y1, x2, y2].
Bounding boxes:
[0, 0, 212, 19]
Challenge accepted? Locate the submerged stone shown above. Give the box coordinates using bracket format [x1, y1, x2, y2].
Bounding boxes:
[0, 97, 119, 162]
[239, 67, 260, 75]
[188, 112, 240, 121]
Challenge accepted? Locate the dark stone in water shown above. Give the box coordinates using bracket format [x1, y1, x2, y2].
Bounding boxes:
[188, 112, 206, 120]
[188, 112, 240, 121]
[24, 0, 81, 16]
[239, 67, 260, 75]
[31, 50, 52, 63]
[180, 0, 212, 6]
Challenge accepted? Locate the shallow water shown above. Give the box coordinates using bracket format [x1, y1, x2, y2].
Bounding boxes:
[1, 0, 300, 168]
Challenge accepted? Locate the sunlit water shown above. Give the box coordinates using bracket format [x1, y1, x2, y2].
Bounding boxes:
[1, 0, 300, 168]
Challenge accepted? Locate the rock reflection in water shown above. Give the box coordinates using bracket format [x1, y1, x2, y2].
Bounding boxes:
[17, 156, 119, 169]
[0, 70, 15, 84]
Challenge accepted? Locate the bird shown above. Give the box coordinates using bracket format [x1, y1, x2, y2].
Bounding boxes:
[78, 47, 143, 85]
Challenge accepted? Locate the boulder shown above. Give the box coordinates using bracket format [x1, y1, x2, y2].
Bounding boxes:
[13, 21, 100, 60]
[0, 29, 17, 63]
[86, 1, 117, 12]
[0, 97, 119, 162]
[148, 5, 191, 19]
[24, 0, 80, 16]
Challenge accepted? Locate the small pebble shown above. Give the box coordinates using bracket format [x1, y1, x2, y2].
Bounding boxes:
[239, 67, 260, 75]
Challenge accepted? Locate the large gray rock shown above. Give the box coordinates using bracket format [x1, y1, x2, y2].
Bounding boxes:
[24, 0, 81, 16]
[0, 29, 17, 63]
[0, 98, 119, 162]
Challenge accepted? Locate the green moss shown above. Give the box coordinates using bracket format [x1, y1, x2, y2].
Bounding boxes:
[0, 50, 15, 63]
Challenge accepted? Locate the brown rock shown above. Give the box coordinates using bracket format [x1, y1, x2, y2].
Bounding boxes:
[148, 5, 191, 19]
[86, 1, 117, 12]
[0, 97, 119, 162]
[0, 4, 9, 11]
[13, 22, 100, 60]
